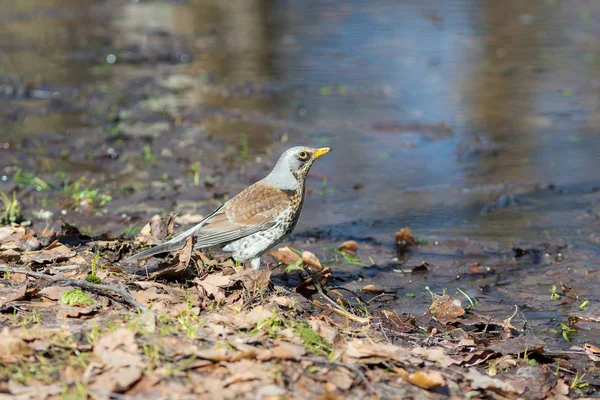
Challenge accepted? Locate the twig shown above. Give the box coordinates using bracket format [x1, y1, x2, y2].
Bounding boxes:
[325, 304, 370, 325]
[0, 267, 148, 312]
[298, 356, 380, 396]
[365, 293, 397, 305]
[302, 264, 344, 310]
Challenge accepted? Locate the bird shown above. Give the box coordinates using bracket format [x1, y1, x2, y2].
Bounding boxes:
[124, 146, 331, 270]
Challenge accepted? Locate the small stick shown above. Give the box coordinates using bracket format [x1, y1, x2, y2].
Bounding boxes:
[298, 356, 380, 396]
[0, 266, 148, 312]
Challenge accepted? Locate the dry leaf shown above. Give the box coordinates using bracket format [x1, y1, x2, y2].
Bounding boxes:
[338, 240, 358, 254]
[465, 369, 518, 394]
[302, 251, 322, 270]
[361, 284, 376, 291]
[584, 343, 600, 362]
[149, 236, 195, 279]
[195, 273, 231, 301]
[91, 328, 143, 392]
[343, 339, 414, 364]
[308, 318, 338, 345]
[429, 295, 464, 323]
[407, 370, 445, 390]
[258, 341, 306, 360]
[395, 227, 417, 252]
[268, 246, 300, 265]
[326, 368, 354, 390]
[1, 283, 28, 304]
[21, 241, 76, 263]
[0, 330, 34, 363]
[488, 337, 545, 356]
[39, 286, 73, 301]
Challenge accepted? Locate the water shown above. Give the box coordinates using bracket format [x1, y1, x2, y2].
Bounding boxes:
[1, 0, 599, 348]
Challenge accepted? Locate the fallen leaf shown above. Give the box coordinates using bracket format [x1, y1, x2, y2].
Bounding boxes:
[465, 368, 518, 394]
[338, 240, 358, 254]
[39, 286, 74, 301]
[258, 341, 306, 360]
[268, 246, 300, 265]
[488, 337, 546, 356]
[361, 284, 376, 291]
[429, 295, 465, 324]
[195, 273, 231, 301]
[584, 343, 600, 362]
[326, 368, 354, 390]
[21, 241, 76, 263]
[149, 236, 196, 279]
[373, 310, 414, 333]
[407, 370, 445, 390]
[343, 339, 415, 365]
[91, 328, 143, 392]
[395, 227, 417, 252]
[0, 249, 21, 261]
[308, 318, 338, 345]
[0, 329, 34, 363]
[1, 283, 28, 304]
[302, 251, 322, 270]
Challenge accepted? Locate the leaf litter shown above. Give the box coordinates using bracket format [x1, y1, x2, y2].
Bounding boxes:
[0, 219, 598, 399]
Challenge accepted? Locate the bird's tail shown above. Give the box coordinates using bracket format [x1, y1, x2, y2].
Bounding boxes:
[123, 223, 201, 263]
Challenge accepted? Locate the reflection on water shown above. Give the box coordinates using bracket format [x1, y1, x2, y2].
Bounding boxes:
[1, 0, 599, 237]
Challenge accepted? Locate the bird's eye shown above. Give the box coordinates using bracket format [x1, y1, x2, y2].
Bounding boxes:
[297, 151, 309, 160]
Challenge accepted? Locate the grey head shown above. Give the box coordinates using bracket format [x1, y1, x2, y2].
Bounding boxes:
[264, 146, 331, 191]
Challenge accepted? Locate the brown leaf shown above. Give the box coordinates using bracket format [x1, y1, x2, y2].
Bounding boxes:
[1, 283, 28, 304]
[308, 318, 338, 345]
[195, 273, 231, 301]
[302, 251, 322, 271]
[39, 286, 73, 301]
[343, 339, 414, 364]
[149, 236, 196, 279]
[21, 241, 76, 264]
[361, 284, 376, 291]
[223, 359, 269, 386]
[488, 337, 546, 356]
[9, 272, 26, 283]
[326, 368, 354, 390]
[373, 309, 415, 333]
[407, 370, 445, 390]
[338, 240, 358, 254]
[464, 369, 518, 394]
[584, 343, 600, 362]
[429, 295, 464, 324]
[135, 214, 173, 246]
[268, 246, 300, 265]
[0, 249, 21, 261]
[395, 227, 417, 252]
[258, 341, 306, 360]
[0, 329, 34, 363]
[411, 347, 461, 368]
[91, 328, 143, 392]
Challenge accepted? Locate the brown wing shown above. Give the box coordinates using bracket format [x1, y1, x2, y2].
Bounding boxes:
[188, 181, 291, 248]
[123, 181, 291, 262]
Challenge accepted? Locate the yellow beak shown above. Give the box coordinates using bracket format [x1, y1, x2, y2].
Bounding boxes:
[312, 147, 332, 159]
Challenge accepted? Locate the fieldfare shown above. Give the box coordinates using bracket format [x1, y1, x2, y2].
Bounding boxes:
[124, 146, 331, 269]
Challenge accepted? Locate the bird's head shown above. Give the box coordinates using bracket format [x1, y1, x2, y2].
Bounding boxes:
[266, 146, 331, 190]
